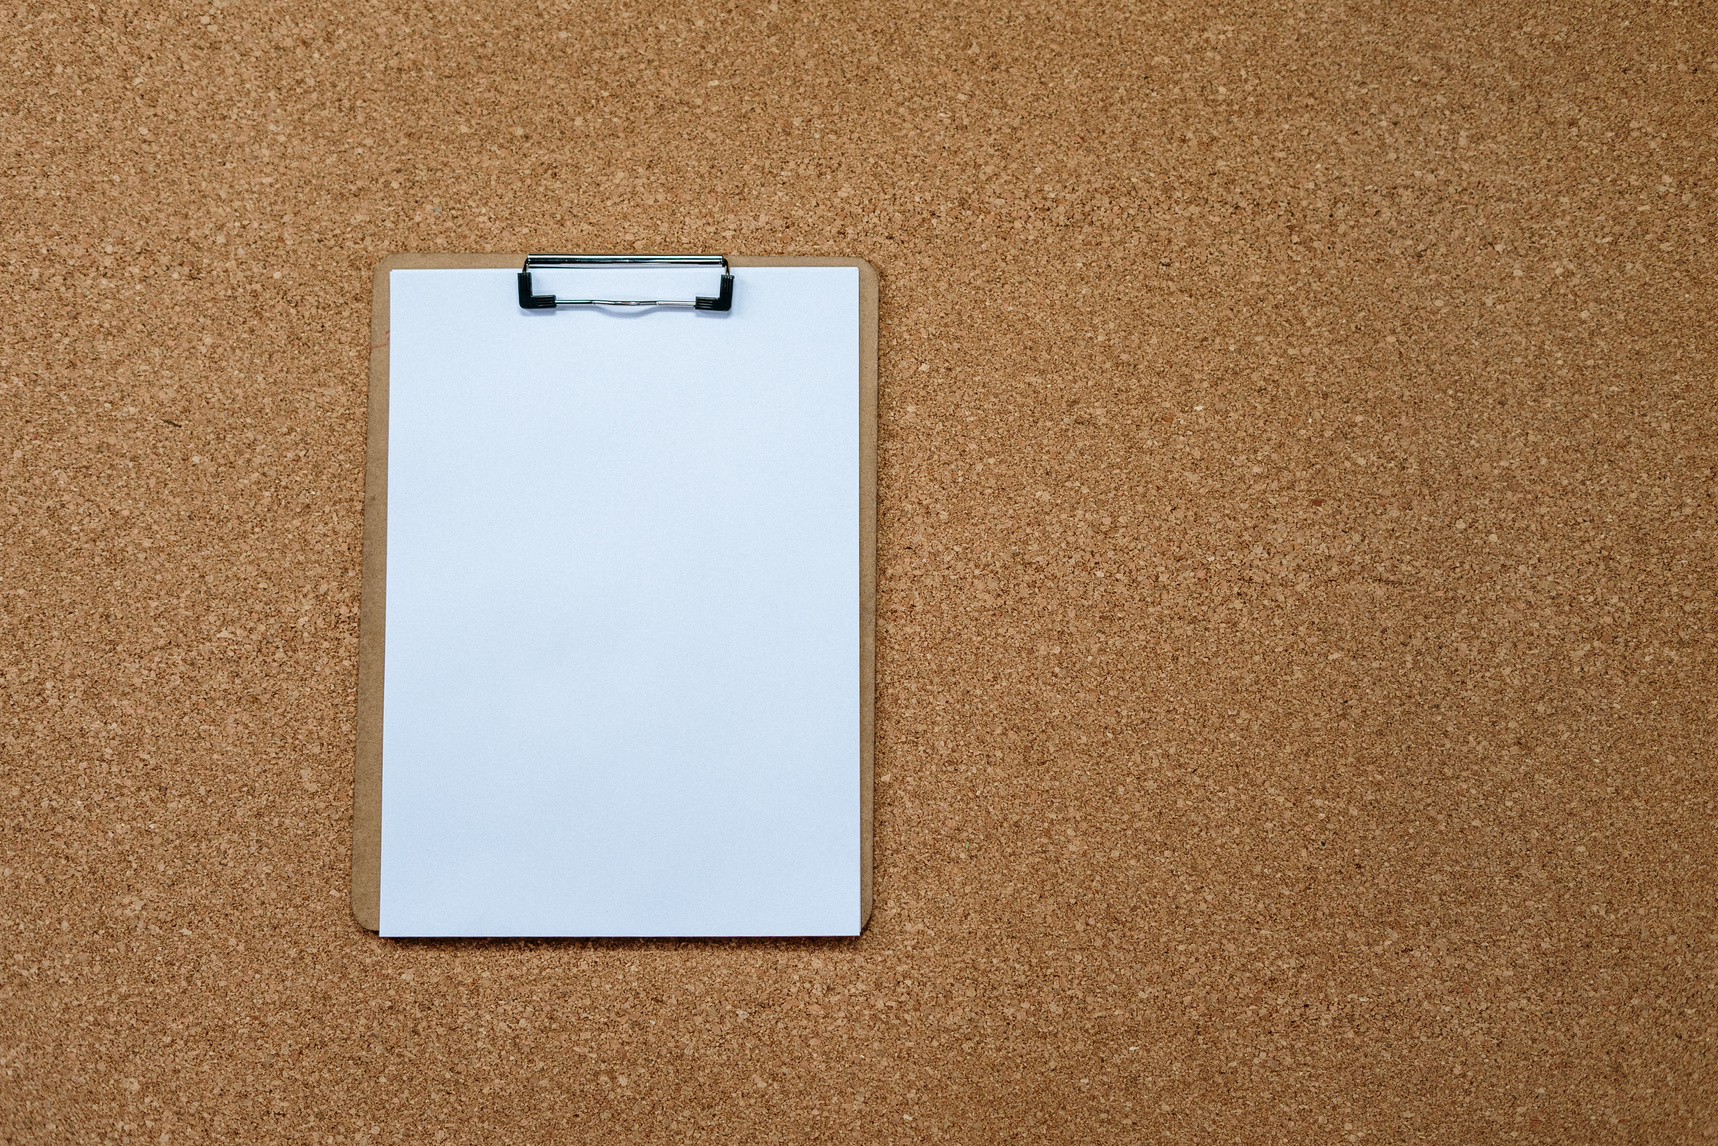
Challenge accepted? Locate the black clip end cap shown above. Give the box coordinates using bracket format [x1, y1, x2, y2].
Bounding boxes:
[517, 271, 557, 310]
[694, 273, 734, 312]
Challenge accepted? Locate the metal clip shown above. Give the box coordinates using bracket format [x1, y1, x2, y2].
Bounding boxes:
[517, 254, 734, 312]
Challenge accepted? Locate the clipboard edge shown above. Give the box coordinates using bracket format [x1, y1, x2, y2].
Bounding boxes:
[353, 253, 879, 936]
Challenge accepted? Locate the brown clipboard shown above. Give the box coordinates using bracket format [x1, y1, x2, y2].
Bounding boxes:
[350, 255, 878, 934]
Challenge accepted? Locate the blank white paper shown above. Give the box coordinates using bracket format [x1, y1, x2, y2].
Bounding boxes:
[379, 265, 861, 937]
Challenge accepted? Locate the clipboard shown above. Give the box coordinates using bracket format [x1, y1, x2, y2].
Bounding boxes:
[351, 254, 878, 937]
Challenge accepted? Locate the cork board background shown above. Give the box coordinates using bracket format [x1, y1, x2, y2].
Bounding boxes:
[2, 0, 1714, 1142]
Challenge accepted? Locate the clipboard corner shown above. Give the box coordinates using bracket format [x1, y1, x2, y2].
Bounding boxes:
[373, 251, 419, 279]
[350, 884, 381, 934]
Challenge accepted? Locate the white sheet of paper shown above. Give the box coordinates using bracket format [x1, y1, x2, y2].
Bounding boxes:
[379, 265, 861, 937]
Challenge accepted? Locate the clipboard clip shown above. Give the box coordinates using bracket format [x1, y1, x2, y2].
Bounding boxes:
[518, 254, 734, 312]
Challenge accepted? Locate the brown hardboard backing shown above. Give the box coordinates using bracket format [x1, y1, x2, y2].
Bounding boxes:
[5, 2, 1716, 1141]
[352, 255, 879, 933]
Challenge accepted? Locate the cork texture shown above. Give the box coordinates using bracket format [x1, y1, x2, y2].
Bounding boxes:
[2, 1, 1714, 1142]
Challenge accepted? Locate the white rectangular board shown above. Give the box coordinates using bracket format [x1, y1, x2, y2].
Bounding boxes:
[375, 264, 864, 937]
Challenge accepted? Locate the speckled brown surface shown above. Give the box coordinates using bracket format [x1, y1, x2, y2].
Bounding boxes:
[3, 2, 1716, 1142]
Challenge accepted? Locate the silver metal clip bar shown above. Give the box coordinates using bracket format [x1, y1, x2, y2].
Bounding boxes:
[517, 254, 734, 311]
